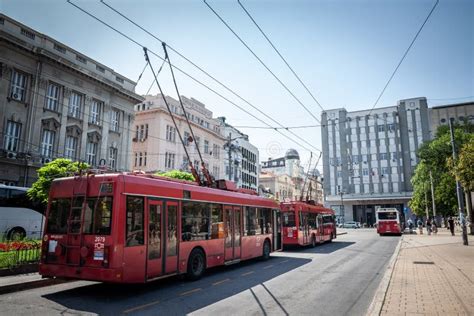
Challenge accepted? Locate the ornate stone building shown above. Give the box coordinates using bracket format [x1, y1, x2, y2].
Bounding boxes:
[0, 14, 143, 186]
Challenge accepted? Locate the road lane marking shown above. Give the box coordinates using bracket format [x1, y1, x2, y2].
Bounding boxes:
[263, 264, 274, 269]
[279, 259, 289, 264]
[241, 271, 254, 276]
[212, 278, 230, 286]
[123, 300, 160, 314]
[179, 288, 202, 296]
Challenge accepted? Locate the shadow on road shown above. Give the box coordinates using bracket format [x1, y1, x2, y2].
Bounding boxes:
[283, 241, 356, 254]
[43, 255, 311, 315]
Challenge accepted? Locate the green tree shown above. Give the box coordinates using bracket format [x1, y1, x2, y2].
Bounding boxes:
[27, 159, 88, 205]
[451, 136, 474, 192]
[410, 123, 473, 217]
[156, 170, 195, 182]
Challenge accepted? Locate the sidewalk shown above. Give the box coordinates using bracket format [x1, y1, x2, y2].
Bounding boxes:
[379, 230, 474, 315]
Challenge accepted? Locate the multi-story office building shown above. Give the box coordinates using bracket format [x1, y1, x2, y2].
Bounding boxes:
[0, 14, 142, 186]
[218, 117, 259, 191]
[321, 97, 430, 225]
[429, 101, 474, 134]
[132, 95, 225, 179]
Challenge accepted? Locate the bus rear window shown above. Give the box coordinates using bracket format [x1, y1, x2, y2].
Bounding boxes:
[83, 197, 113, 235]
[47, 199, 71, 234]
[378, 212, 397, 220]
[282, 211, 295, 227]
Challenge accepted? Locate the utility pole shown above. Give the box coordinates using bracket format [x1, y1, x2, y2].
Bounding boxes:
[449, 118, 468, 245]
[429, 170, 437, 224]
[339, 187, 345, 224]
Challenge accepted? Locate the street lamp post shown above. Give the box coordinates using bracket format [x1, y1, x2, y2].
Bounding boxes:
[448, 118, 468, 245]
[339, 190, 345, 224]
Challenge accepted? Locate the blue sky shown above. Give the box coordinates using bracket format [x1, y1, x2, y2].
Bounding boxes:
[2, 0, 473, 169]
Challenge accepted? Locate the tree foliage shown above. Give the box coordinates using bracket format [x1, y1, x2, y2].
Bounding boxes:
[27, 159, 88, 204]
[156, 170, 196, 182]
[451, 136, 474, 192]
[409, 123, 473, 217]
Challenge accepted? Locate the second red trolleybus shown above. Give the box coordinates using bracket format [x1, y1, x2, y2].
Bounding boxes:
[39, 173, 282, 283]
[281, 201, 336, 248]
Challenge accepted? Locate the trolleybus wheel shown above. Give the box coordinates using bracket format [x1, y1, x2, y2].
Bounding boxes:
[187, 248, 205, 280]
[311, 235, 316, 248]
[262, 240, 271, 260]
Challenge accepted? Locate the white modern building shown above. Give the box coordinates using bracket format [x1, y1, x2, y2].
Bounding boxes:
[321, 97, 431, 225]
[0, 14, 143, 186]
[132, 94, 226, 179]
[218, 117, 259, 191]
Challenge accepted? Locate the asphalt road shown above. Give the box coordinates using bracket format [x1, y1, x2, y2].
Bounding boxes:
[0, 229, 399, 316]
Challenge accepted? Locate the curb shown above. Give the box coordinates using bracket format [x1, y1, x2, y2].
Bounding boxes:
[0, 278, 71, 295]
[366, 235, 403, 316]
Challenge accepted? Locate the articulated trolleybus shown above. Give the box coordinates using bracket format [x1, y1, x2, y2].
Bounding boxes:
[376, 208, 404, 236]
[40, 173, 282, 283]
[281, 201, 336, 248]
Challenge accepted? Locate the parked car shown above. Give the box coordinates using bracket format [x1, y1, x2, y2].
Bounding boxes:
[0, 185, 45, 240]
[342, 221, 359, 229]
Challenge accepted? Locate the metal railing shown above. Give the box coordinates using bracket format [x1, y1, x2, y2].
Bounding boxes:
[0, 240, 42, 270]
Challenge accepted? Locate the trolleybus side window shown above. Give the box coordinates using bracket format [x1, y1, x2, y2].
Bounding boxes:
[210, 204, 223, 239]
[308, 213, 317, 229]
[243, 207, 257, 236]
[83, 197, 113, 235]
[259, 208, 272, 234]
[126, 196, 144, 246]
[47, 199, 70, 234]
[182, 201, 211, 241]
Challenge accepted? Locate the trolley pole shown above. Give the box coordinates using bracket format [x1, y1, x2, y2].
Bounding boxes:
[449, 118, 468, 246]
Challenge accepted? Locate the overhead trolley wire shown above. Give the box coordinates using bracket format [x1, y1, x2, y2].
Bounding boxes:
[203, 0, 322, 125]
[237, 0, 325, 113]
[99, 0, 322, 153]
[367, 0, 439, 117]
[68, 0, 320, 154]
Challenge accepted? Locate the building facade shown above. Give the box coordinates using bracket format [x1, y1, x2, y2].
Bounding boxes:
[260, 149, 323, 203]
[321, 97, 431, 225]
[0, 14, 142, 186]
[218, 117, 259, 191]
[132, 94, 225, 179]
[429, 101, 474, 134]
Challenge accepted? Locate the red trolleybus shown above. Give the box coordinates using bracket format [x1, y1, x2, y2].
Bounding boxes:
[281, 201, 336, 248]
[376, 208, 404, 236]
[39, 173, 281, 283]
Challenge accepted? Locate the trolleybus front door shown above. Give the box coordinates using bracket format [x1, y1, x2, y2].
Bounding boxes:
[164, 201, 179, 275]
[273, 209, 282, 251]
[224, 206, 241, 261]
[146, 200, 163, 279]
[146, 199, 178, 280]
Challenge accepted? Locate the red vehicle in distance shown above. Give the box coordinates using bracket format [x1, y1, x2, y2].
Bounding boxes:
[376, 208, 404, 236]
[39, 173, 282, 283]
[281, 201, 336, 248]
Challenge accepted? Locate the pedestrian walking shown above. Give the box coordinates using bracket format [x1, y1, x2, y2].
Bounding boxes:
[426, 218, 432, 235]
[407, 219, 414, 234]
[417, 218, 423, 235]
[432, 220, 438, 235]
[448, 217, 455, 236]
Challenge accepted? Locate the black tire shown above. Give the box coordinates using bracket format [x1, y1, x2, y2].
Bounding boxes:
[262, 240, 271, 260]
[186, 248, 205, 281]
[311, 235, 316, 248]
[328, 234, 334, 242]
[8, 227, 26, 241]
